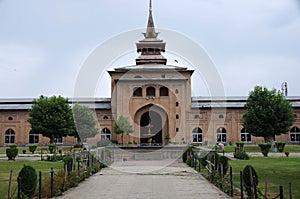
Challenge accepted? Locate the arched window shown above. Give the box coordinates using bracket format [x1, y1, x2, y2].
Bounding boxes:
[103, 116, 109, 120]
[176, 102, 179, 107]
[146, 87, 155, 97]
[5, 128, 15, 144]
[176, 114, 179, 119]
[8, 116, 13, 121]
[29, 131, 39, 144]
[216, 127, 227, 143]
[160, 87, 169, 96]
[133, 87, 142, 97]
[219, 114, 224, 119]
[290, 127, 300, 142]
[175, 89, 179, 94]
[101, 128, 111, 140]
[194, 114, 200, 119]
[192, 127, 203, 143]
[240, 128, 251, 143]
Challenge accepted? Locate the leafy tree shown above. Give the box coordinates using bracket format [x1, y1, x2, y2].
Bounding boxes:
[242, 86, 295, 142]
[28, 95, 75, 144]
[113, 115, 134, 145]
[72, 104, 98, 143]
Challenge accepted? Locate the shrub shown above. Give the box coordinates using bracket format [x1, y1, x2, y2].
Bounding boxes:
[258, 143, 272, 157]
[186, 157, 192, 167]
[9, 144, 17, 148]
[275, 142, 286, 153]
[6, 146, 18, 160]
[235, 142, 245, 153]
[182, 146, 193, 163]
[63, 155, 74, 174]
[18, 165, 37, 199]
[234, 151, 250, 160]
[28, 144, 38, 154]
[218, 155, 229, 176]
[243, 165, 258, 198]
[22, 149, 26, 154]
[48, 144, 57, 154]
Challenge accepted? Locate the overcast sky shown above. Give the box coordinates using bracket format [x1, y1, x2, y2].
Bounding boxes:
[0, 0, 299, 98]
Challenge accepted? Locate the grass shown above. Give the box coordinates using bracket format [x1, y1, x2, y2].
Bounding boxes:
[0, 160, 63, 198]
[223, 144, 300, 153]
[229, 157, 300, 198]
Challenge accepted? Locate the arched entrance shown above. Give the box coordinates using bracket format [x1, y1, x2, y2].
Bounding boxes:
[134, 104, 168, 145]
[140, 111, 162, 144]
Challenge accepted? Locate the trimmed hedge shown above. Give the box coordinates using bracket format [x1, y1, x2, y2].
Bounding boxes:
[28, 144, 38, 154]
[258, 143, 272, 157]
[275, 142, 286, 153]
[18, 165, 37, 199]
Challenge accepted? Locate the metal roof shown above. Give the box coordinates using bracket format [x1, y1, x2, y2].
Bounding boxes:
[0, 98, 111, 111]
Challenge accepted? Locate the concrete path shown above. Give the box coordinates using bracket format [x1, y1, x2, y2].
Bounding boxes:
[58, 160, 231, 199]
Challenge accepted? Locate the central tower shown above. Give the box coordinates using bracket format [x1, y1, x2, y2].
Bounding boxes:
[136, 0, 167, 65]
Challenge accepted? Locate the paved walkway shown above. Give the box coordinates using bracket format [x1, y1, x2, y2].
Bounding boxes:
[58, 160, 230, 199]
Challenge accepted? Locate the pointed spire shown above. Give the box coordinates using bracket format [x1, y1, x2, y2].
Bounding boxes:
[135, 0, 167, 65]
[144, 0, 158, 38]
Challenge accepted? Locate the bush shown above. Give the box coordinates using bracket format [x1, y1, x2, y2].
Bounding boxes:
[6, 147, 18, 160]
[18, 165, 37, 199]
[275, 142, 286, 153]
[48, 144, 57, 154]
[258, 143, 272, 157]
[186, 157, 192, 167]
[182, 146, 194, 163]
[235, 142, 245, 153]
[285, 151, 290, 157]
[218, 155, 229, 176]
[63, 155, 74, 174]
[28, 144, 38, 154]
[234, 151, 250, 160]
[243, 165, 259, 198]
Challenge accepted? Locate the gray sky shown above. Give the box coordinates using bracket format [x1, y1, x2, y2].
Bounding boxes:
[0, 0, 299, 98]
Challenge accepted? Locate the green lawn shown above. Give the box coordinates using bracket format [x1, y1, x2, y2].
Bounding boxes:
[224, 145, 300, 153]
[229, 157, 300, 198]
[0, 160, 63, 198]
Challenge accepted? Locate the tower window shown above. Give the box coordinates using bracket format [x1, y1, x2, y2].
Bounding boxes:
[219, 114, 224, 119]
[175, 89, 179, 94]
[160, 87, 169, 96]
[101, 128, 111, 140]
[103, 116, 109, 120]
[133, 87, 142, 97]
[8, 117, 13, 121]
[194, 114, 200, 119]
[176, 114, 179, 119]
[176, 102, 179, 107]
[146, 87, 155, 97]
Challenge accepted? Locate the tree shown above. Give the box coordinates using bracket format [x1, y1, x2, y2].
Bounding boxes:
[28, 95, 75, 143]
[242, 86, 295, 142]
[72, 104, 98, 143]
[113, 115, 134, 145]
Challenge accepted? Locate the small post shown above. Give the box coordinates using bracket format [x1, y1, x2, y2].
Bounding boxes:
[230, 166, 233, 196]
[194, 156, 197, 170]
[38, 171, 42, 199]
[17, 177, 21, 199]
[240, 171, 244, 199]
[289, 183, 292, 199]
[279, 185, 284, 199]
[198, 158, 201, 172]
[50, 168, 54, 198]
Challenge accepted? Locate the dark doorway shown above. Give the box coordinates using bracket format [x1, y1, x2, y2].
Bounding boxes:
[140, 111, 162, 144]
